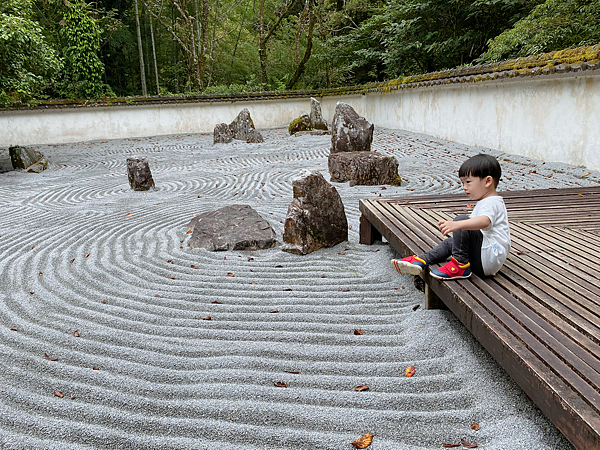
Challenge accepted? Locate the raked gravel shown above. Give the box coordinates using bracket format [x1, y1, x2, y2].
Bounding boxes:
[1, 127, 597, 449]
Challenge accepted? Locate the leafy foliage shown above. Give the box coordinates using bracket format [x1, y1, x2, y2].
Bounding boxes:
[60, 1, 107, 99]
[480, 0, 600, 61]
[0, 0, 61, 106]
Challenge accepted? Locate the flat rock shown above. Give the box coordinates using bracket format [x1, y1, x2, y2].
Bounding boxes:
[9, 146, 44, 170]
[293, 130, 331, 137]
[331, 102, 374, 153]
[329, 151, 401, 185]
[246, 128, 264, 143]
[214, 123, 233, 143]
[288, 114, 312, 135]
[187, 204, 276, 251]
[127, 157, 155, 191]
[283, 170, 348, 255]
[309, 97, 328, 130]
[229, 108, 256, 141]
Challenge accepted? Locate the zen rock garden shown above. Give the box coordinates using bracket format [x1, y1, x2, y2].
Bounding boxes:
[129, 102, 400, 255]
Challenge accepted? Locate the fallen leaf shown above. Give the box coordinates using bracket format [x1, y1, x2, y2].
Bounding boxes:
[30, 291, 34, 295]
[583, 172, 591, 176]
[73, 330, 80, 337]
[93, 366, 99, 370]
[203, 316, 212, 320]
[125, 213, 131, 216]
[284, 370, 299, 374]
[273, 265, 284, 268]
[211, 301, 222, 304]
[44, 353, 58, 361]
[442, 444, 460, 448]
[340, 288, 350, 292]
[461, 439, 478, 448]
[191, 264, 199, 269]
[320, 274, 326, 278]
[412, 305, 420, 311]
[54, 391, 64, 398]
[71, 396, 76, 400]
[101, 300, 107, 304]
[186, 230, 193, 234]
[167, 276, 175, 280]
[248, 257, 254, 261]
[250, 282, 257, 285]
[349, 225, 352, 229]
[354, 329, 364, 335]
[155, 295, 162, 298]
[10, 328, 18, 331]
[338, 251, 346, 255]
[471, 422, 480, 431]
[283, 288, 292, 291]
[274, 381, 288, 388]
[405, 365, 416, 377]
[578, 193, 584, 197]
[270, 310, 279, 313]
[39, 272, 43, 276]
[70, 258, 75, 263]
[354, 385, 369, 392]
[351, 433, 374, 449]
[227, 272, 234, 277]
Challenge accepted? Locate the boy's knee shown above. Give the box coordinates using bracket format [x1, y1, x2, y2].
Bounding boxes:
[454, 214, 469, 221]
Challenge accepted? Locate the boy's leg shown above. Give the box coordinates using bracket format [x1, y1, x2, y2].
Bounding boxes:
[430, 215, 484, 279]
[391, 238, 452, 275]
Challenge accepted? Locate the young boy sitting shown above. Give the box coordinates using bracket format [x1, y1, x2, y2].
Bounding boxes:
[391, 154, 511, 280]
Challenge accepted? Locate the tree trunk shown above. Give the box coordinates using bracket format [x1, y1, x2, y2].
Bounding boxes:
[134, 0, 148, 96]
[258, 0, 268, 85]
[149, 14, 160, 94]
[286, 0, 315, 90]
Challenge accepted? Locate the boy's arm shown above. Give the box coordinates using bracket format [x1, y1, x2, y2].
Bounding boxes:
[438, 215, 491, 236]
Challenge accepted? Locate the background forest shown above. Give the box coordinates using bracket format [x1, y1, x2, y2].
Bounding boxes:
[1, 0, 599, 106]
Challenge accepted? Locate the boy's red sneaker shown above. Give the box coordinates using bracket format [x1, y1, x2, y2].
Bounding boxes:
[391, 255, 427, 275]
[430, 257, 471, 280]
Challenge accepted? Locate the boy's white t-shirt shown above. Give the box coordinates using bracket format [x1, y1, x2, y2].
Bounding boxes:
[470, 196, 511, 276]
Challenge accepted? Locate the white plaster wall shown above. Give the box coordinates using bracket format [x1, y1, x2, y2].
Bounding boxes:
[1, 72, 599, 170]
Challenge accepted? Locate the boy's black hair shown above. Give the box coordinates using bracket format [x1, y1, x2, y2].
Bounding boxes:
[458, 154, 501, 187]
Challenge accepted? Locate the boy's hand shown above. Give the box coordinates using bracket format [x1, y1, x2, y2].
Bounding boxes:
[438, 220, 460, 236]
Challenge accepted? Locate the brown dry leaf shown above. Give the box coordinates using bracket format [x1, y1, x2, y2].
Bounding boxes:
[283, 288, 292, 291]
[167, 260, 173, 264]
[101, 300, 107, 304]
[274, 381, 288, 388]
[284, 370, 299, 374]
[405, 365, 416, 377]
[338, 251, 346, 255]
[248, 257, 254, 261]
[203, 316, 212, 320]
[44, 353, 58, 361]
[270, 310, 279, 313]
[320, 274, 326, 278]
[93, 366, 99, 370]
[10, 328, 18, 332]
[39, 272, 43, 276]
[578, 193, 584, 197]
[412, 305, 420, 311]
[30, 291, 34, 295]
[250, 282, 257, 285]
[461, 439, 478, 448]
[350, 433, 374, 449]
[273, 265, 284, 268]
[340, 288, 350, 292]
[186, 230, 193, 234]
[584, 172, 591, 176]
[155, 295, 162, 298]
[191, 265, 199, 269]
[349, 225, 352, 229]
[73, 330, 80, 337]
[167, 276, 175, 280]
[54, 391, 64, 398]
[211, 301, 222, 304]
[70, 258, 75, 263]
[84, 253, 89, 258]
[125, 213, 132, 216]
[471, 422, 480, 431]
[354, 385, 369, 392]
[227, 272, 234, 277]
[354, 329, 364, 335]
[442, 444, 460, 448]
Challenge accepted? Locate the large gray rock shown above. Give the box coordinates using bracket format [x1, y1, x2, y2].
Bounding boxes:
[9, 146, 44, 169]
[329, 151, 401, 186]
[27, 157, 54, 173]
[288, 114, 312, 135]
[214, 123, 233, 144]
[309, 97, 328, 130]
[127, 157, 155, 191]
[187, 204, 276, 251]
[283, 170, 348, 255]
[229, 108, 256, 141]
[330, 102, 374, 153]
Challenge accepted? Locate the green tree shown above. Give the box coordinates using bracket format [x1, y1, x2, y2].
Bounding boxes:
[480, 0, 600, 61]
[60, 0, 107, 99]
[0, 0, 62, 106]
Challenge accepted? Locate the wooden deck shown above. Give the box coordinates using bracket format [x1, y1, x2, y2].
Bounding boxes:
[359, 186, 600, 450]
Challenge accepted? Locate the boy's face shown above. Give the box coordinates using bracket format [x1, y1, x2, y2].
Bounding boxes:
[459, 175, 495, 201]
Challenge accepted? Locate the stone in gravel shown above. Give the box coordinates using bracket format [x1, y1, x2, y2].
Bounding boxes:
[26, 156, 54, 173]
[293, 130, 331, 137]
[229, 108, 256, 141]
[329, 151, 401, 186]
[213, 123, 234, 144]
[187, 204, 276, 251]
[288, 114, 312, 135]
[246, 128, 264, 143]
[283, 170, 348, 255]
[9, 146, 45, 170]
[309, 97, 328, 130]
[127, 157, 155, 191]
[331, 102, 374, 153]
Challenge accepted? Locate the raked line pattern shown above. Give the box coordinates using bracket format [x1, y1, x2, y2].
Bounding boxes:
[0, 128, 585, 449]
